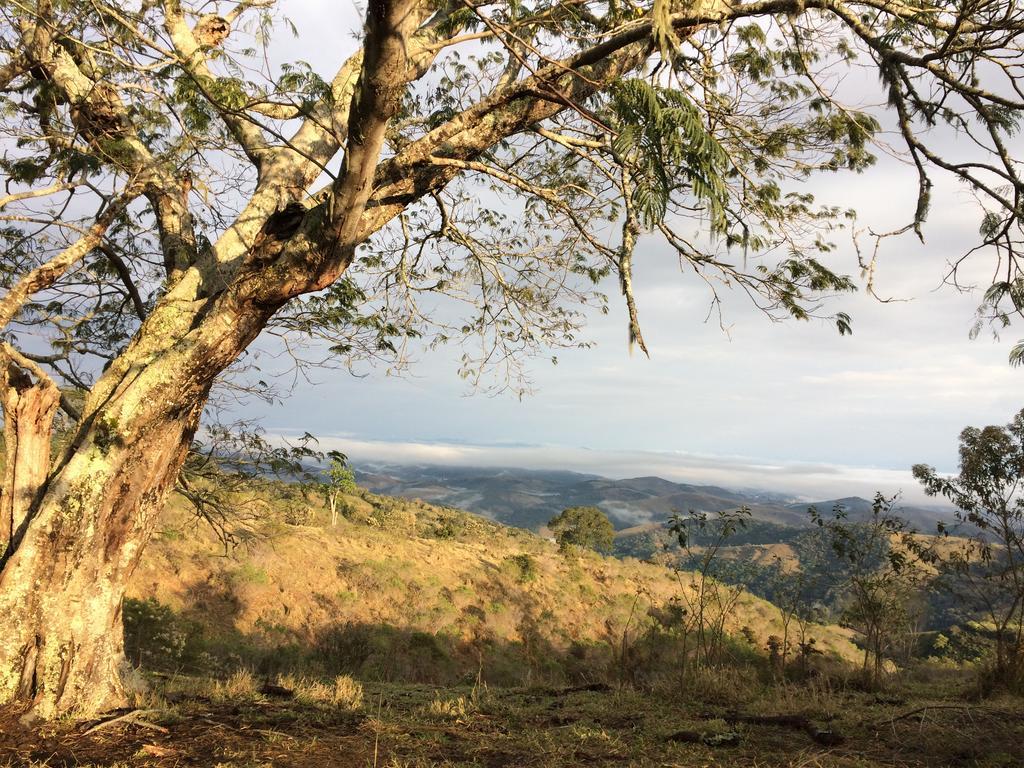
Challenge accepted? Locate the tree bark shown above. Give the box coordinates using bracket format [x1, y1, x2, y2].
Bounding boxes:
[1, 363, 59, 556]
[0, 284, 279, 718]
[0, 404, 196, 719]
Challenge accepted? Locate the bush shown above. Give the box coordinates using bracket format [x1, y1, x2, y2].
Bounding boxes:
[503, 553, 539, 583]
[431, 515, 464, 539]
[123, 597, 204, 671]
[229, 561, 269, 586]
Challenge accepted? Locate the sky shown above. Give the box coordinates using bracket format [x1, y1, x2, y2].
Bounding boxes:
[237, 1, 1022, 504]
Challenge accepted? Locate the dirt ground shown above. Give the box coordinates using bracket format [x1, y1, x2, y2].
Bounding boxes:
[2, 679, 1023, 767]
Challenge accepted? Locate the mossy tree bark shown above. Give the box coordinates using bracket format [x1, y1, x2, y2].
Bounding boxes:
[1, 362, 60, 553]
[0, 288, 281, 718]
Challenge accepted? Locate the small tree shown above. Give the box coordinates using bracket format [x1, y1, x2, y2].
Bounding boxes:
[666, 506, 751, 671]
[810, 494, 922, 690]
[913, 408, 1024, 687]
[548, 506, 615, 554]
[322, 452, 357, 527]
[764, 535, 829, 676]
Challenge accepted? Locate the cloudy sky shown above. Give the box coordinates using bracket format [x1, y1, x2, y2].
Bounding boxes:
[241, 2, 1021, 504]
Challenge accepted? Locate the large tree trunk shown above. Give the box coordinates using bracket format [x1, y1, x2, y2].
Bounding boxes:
[0, 289, 278, 719]
[0, 412, 197, 719]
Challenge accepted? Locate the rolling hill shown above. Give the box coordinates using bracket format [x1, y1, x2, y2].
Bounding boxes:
[126, 485, 861, 684]
[354, 463, 949, 533]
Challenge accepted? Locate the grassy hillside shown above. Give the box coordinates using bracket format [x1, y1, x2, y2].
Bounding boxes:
[126, 486, 859, 686]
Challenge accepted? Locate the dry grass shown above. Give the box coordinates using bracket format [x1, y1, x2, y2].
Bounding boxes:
[211, 669, 259, 702]
[423, 694, 472, 721]
[127, 493, 861, 688]
[6, 675, 1020, 767]
[279, 674, 364, 710]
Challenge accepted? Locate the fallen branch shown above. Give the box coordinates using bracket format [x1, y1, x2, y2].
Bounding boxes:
[667, 729, 742, 747]
[82, 709, 169, 736]
[723, 713, 844, 747]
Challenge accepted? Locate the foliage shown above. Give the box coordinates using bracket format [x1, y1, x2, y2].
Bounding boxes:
[123, 597, 204, 672]
[548, 506, 615, 553]
[913, 407, 1024, 689]
[429, 513, 465, 540]
[321, 452, 357, 526]
[610, 79, 730, 231]
[6, 0, 1024, 424]
[809, 494, 925, 689]
[177, 425, 327, 549]
[503, 553, 539, 583]
[761, 534, 831, 677]
[659, 507, 752, 673]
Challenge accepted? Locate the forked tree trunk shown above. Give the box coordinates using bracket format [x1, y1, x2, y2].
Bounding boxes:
[0, 290, 278, 719]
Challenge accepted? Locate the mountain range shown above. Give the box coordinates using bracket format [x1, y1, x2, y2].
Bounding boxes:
[352, 463, 950, 533]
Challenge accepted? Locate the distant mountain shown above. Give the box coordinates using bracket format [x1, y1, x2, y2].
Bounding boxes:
[785, 495, 945, 531]
[352, 463, 950, 533]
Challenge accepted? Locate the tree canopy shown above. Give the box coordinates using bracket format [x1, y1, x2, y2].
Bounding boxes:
[2, 0, 1024, 405]
[548, 506, 615, 553]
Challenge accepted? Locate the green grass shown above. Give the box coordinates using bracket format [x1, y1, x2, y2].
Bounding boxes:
[228, 561, 269, 586]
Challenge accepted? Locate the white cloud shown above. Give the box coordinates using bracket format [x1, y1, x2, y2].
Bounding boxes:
[274, 431, 944, 506]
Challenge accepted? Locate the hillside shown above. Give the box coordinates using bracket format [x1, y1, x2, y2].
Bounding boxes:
[126, 486, 860, 684]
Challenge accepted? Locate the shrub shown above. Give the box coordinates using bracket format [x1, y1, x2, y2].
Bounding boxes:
[503, 553, 539, 583]
[432, 515, 464, 539]
[229, 561, 269, 586]
[283, 503, 313, 525]
[123, 597, 203, 671]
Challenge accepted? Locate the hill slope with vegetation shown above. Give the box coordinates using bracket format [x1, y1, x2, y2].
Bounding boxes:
[126, 486, 860, 685]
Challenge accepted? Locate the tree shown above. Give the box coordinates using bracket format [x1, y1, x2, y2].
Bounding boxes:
[666, 506, 751, 671]
[322, 452, 356, 526]
[763, 531, 830, 676]
[913, 408, 1024, 687]
[1, 0, 1024, 719]
[810, 494, 924, 690]
[548, 506, 615, 553]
